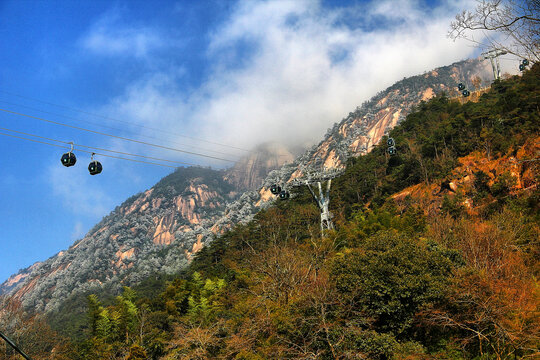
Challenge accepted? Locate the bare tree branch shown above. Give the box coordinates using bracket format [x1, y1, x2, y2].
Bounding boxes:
[449, 0, 540, 62]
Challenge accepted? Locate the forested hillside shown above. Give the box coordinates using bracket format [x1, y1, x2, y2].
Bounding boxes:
[1, 58, 491, 320]
[1, 65, 538, 359]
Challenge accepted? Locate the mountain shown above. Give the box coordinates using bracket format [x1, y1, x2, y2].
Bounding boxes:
[151, 64, 538, 359]
[224, 142, 297, 190]
[258, 58, 493, 200]
[24, 62, 537, 360]
[0, 58, 494, 315]
[0, 145, 293, 312]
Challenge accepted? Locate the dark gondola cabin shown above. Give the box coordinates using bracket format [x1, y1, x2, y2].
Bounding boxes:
[462, 89, 470, 97]
[61, 152, 76, 167]
[387, 137, 395, 147]
[519, 64, 526, 71]
[279, 190, 290, 200]
[522, 59, 529, 66]
[88, 161, 103, 175]
[458, 83, 465, 91]
[388, 146, 397, 156]
[270, 184, 281, 195]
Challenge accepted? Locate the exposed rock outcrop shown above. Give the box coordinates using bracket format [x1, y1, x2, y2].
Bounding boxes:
[1, 58, 495, 315]
[391, 138, 539, 216]
[224, 142, 295, 190]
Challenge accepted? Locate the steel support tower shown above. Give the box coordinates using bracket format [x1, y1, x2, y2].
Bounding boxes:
[306, 179, 334, 235]
[288, 163, 343, 236]
[482, 49, 507, 80]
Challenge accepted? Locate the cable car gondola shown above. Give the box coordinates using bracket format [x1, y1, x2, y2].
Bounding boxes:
[88, 153, 102, 175]
[522, 59, 529, 66]
[519, 64, 526, 71]
[61, 142, 76, 167]
[387, 137, 395, 147]
[279, 190, 290, 200]
[270, 184, 281, 195]
[388, 146, 397, 156]
[462, 89, 470, 97]
[457, 83, 465, 91]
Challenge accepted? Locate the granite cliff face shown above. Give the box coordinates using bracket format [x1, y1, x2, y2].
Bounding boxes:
[224, 142, 295, 190]
[0, 146, 292, 313]
[289, 58, 493, 178]
[2, 168, 234, 312]
[0, 58, 493, 313]
[255, 59, 494, 199]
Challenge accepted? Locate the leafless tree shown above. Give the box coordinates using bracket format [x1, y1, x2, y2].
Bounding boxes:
[449, 0, 540, 62]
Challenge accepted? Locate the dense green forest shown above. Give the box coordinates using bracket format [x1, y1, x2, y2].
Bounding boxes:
[2, 65, 539, 359]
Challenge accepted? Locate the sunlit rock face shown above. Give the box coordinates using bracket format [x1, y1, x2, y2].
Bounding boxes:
[0, 145, 295, 313]
[259, 58, 492, 198]
[289, 58, 492, 177]
[1, 58, 493, 314]
[389, 137, 539, 217]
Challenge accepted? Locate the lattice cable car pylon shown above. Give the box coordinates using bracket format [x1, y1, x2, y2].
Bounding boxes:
[482, 49, 507, 80]
[287, 160, 344, 237]
[305, 179, 334, 235]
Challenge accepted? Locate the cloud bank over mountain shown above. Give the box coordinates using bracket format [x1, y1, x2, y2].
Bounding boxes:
[83, 0, 481, 161]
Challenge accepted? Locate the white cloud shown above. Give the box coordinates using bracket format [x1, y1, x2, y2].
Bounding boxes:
[70, 221, 85, 241]
[80, 9, 169, 58]
[48, 160, 114, 217]
[96, 0, 482, 164]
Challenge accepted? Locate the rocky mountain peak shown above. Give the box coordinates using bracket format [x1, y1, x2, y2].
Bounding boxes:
[224, 142, 296, 190]
[1, 58, 496, 316]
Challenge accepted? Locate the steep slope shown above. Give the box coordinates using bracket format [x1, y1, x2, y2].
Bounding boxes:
[1, 58, 494, 314]
[3, 167, 234, 312]
[224, 142, 296, 190]
[152, 65, 538, 359]
[0, 146, 293, 313]
[256, 58, 493, 204]
[292, 58, 493, 174]
[60, 64, 538, 359]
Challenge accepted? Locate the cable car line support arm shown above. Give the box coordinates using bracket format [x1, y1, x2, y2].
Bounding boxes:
[306, 182, 321, 209]
[482, 49, 507, 80]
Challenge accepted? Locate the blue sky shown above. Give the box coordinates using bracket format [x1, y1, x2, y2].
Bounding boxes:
[0, 0, 481, 283]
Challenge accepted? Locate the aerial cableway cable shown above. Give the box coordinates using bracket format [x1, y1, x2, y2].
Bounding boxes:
[0, 125, 285, 175]
[0, 126, 197, 166]
[0, 89, 250, 151]
[0, 100, 242, 159]
[0, 131, 178, 168]
[0, 108, 235, 163]
[0, 331, 33, 360]
[0, 130, 281, 176]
